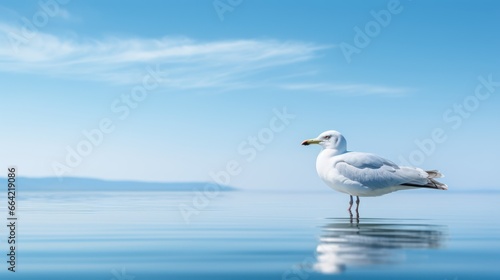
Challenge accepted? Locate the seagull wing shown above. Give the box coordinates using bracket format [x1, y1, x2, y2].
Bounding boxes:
[334, 152, 429, 189]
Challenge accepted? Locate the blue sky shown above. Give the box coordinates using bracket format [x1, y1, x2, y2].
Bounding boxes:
[0, 0, 499, 190]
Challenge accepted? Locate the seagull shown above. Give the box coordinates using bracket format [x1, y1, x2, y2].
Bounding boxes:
[302, 130, 447, 216]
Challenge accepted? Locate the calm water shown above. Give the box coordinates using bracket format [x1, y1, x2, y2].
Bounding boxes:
[2, 189, 499, 279]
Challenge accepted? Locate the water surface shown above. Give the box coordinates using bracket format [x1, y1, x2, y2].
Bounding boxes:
[2, 189, 499, 279]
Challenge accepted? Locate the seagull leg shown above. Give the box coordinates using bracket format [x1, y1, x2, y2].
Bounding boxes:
[355, 196, 360, 221]
[348, 195, 354, 222]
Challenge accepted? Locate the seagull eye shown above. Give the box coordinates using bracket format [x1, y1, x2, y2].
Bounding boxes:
[324, 135, 331, 140]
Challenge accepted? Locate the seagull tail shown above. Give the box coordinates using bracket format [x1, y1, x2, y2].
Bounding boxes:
[428, 178, 448, 190]
[400, 170, 448, 190]
[426, 170, 447, 190]
[425, 170, 444, 179]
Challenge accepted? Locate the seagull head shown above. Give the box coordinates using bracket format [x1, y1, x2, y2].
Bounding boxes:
[301, 130, 347, 152]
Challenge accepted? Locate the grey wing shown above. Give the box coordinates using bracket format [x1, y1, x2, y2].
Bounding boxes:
[335, 152, 428, 188]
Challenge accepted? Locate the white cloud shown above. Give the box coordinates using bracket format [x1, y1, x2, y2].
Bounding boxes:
[0, 21, 328, 90]
[0, 20, 410, 95]
[280, 82, 411, 96]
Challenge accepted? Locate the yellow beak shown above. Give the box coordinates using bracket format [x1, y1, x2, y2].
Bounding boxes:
[301, 139, 321, 146]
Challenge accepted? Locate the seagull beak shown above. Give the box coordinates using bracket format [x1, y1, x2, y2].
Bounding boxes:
[301, 139, 321, 146]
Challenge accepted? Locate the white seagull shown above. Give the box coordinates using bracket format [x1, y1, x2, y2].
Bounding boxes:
[302, 130, 447, 214]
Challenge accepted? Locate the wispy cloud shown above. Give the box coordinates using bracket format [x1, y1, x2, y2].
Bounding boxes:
[280, 82, 412, 96]
[0, 21, 327, 90]
[0, 20, 409, 95]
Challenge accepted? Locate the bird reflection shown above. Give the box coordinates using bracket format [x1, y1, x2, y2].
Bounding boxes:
[313, 219, 446, 274]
